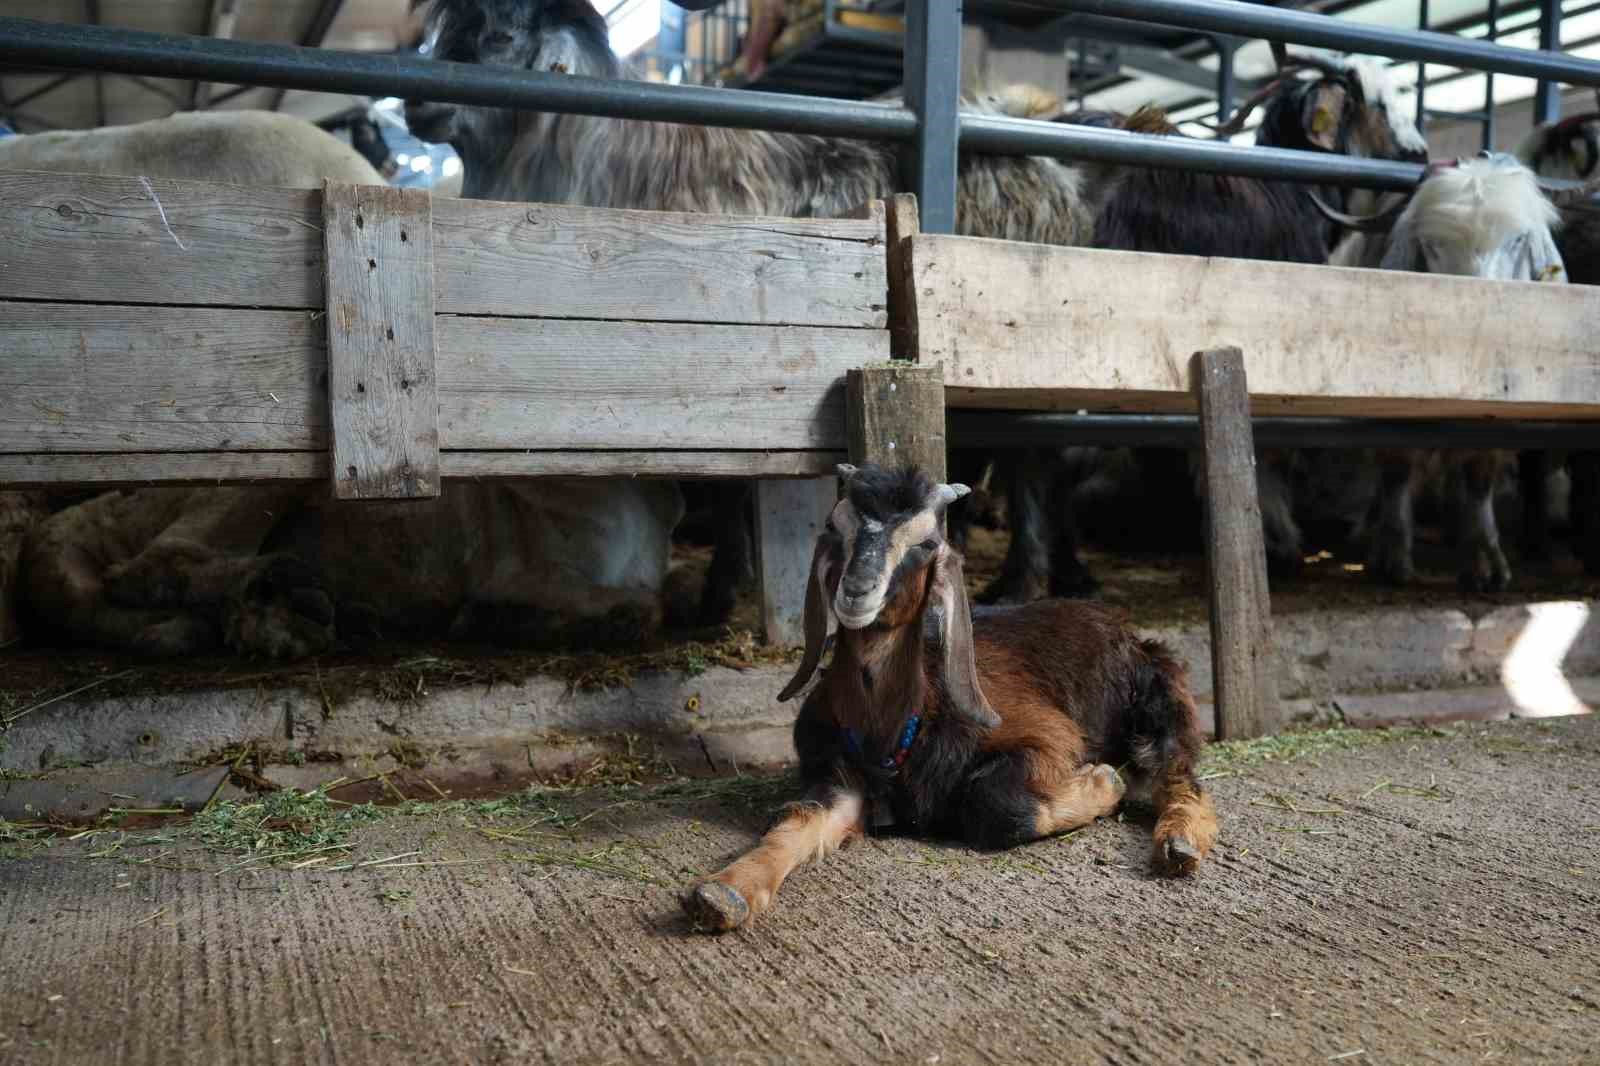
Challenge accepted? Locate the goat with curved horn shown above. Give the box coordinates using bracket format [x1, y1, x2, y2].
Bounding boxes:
[1307, 189, 1411, 233]
[683, 464, 1219, 933]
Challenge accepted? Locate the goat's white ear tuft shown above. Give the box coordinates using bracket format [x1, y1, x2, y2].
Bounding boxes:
[936, 483, 971, 506]
[835, 463, 859, 481]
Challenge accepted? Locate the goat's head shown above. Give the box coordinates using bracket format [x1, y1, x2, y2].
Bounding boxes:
[1321, 154, 1567, 281]
[778, 464, 999, 729]
[1515, 110, 1600, 182]
[420, 0, 614, 75]
[1221, 50, 1427, 166]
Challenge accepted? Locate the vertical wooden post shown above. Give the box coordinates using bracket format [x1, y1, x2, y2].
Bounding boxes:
[846, 363, 946, 479]
[755, 478, 837, 646]
[321, 181, 440, 500]
[1192, 347, 1280, 740]
[885, 193, 921, 361]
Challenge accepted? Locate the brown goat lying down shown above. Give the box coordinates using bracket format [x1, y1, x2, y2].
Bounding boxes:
[682, 464, 1217, 932]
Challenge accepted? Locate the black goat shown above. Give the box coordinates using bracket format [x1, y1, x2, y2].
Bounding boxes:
[682, 463, 1216, 933]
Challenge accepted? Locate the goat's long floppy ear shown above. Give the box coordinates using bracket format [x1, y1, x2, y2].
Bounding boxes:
[777, 534, 835, 703]
[927, 545, 1001, 731]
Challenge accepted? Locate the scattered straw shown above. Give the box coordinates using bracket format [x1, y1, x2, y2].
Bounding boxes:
[2, 670, 136, 726]
[128, 906, 168, 929]
[1328, 1051, 1366, 1062]
[1250, 793, 1346, 816]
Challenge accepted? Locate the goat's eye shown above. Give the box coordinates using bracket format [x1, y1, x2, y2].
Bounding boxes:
[919, 538, 939, 552]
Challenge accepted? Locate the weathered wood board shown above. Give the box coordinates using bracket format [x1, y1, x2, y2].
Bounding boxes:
[0, 450, 845, 488]
[1192, 348, 1280, 740]
[322, 182, 440, 499]
[0, 172, 887, 328]
[847, 363, 947, 478]
[910, 235, 1600, 418]
[755, 477, 837, 645]
[0, 304, 881, 455]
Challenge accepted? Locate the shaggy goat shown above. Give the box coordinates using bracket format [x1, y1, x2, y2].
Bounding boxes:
[410, 0, 1115, 623]
[681, 463, 1216, 933]
[1318, 154, 1568, 591]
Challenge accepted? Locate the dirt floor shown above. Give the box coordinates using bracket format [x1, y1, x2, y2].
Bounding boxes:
[2, 715, 1597, 1065]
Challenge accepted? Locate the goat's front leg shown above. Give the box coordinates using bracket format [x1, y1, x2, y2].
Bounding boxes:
[682, 784, 863, 933]
[1454, 451, 1511, 593]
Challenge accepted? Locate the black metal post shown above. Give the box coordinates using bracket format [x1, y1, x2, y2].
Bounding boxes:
[1536, 0, 1563, 123]
[947, 411, 1600, 451]
[1416, 0, 1428, 133]
[1215, 35, 1237, 126]
[904, 0, 962, 234]
[1485, 0, 1498, 150]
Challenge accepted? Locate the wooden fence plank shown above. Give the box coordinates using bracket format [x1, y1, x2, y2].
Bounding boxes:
[436, 318, 883, 450]
[885, 193, 921, 360]
[0, 303, 326, 453]
[847, 363, 947, 478]
[429, 199, 887, 327]
[910, 235, 1600, 418]
[0, 171, 323, 309]
[322, 182, 440, 499]
[0, 173, 889, 328]
[0, 304, 881, 454]
[0, 450, 845, 487]
[755, 478, 838, 645]
[1192, 347, 1280, 740]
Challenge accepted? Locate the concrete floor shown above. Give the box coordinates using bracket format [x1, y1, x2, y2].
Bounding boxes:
[3, 715, 1598, 1066]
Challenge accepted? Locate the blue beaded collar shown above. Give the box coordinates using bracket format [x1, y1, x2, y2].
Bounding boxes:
[842, 715, 922, 771]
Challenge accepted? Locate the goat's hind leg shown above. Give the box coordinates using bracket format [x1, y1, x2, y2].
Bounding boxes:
[1129, 642, 1218, 876]
[956, 751, 1126, 849]
[682, 783, 864, 933]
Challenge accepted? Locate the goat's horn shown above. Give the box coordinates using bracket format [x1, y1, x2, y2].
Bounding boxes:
[1307, 190, 1408, 233]
[1542, 176, 1600, 207]
[1214, 77, 1284, 138]
[835, 463, 859, 481]
[1270, 40, 1289, 70]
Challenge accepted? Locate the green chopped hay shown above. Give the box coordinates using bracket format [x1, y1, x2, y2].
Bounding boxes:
[1201, 724, 1458, 774]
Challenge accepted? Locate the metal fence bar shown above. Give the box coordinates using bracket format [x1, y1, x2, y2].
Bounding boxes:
[961, 113, 1426, 189]
[948, 412, 1600, 450]
[904, 0, 962, 233]
[1536, 0, 1564, 122]
[0, 15, 918, 142]
[1049, 0, 1600, 85]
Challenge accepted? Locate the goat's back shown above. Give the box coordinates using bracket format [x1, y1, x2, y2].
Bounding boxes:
[968, 600, 1182, 752]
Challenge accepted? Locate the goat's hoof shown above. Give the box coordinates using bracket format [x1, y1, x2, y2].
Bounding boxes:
[681, 881, 749, 933]
[1154, 836, 1202, 878]
[1090, 763, 1126, 802]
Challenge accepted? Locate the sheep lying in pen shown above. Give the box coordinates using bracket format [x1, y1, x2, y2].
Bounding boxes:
[4, 110, 680, 657]
[681, 463, 1217, 933]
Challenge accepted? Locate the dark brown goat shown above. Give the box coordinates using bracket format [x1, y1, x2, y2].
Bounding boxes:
[682, 464, 1216, 933]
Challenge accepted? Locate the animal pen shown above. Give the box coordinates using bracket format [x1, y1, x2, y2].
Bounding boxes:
[5, 3, 1600, 1062]
[2, 0, 1600, 751]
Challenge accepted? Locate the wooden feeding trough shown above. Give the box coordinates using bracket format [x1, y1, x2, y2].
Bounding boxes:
[880, 212, 1600, 739]
[0, 171, 897, 645]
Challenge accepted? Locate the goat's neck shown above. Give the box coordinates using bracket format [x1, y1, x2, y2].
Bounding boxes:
[828, 622, 929, 742]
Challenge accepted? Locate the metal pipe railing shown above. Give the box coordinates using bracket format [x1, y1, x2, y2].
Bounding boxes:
[0, 14, 1432, 192]
[949, 412, 1600, 450]
[1051, 0, 1600, 85]
[0, 15, 918, 142]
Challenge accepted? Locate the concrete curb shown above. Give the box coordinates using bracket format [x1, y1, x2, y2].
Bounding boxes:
[4, 601, 1595, 820]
